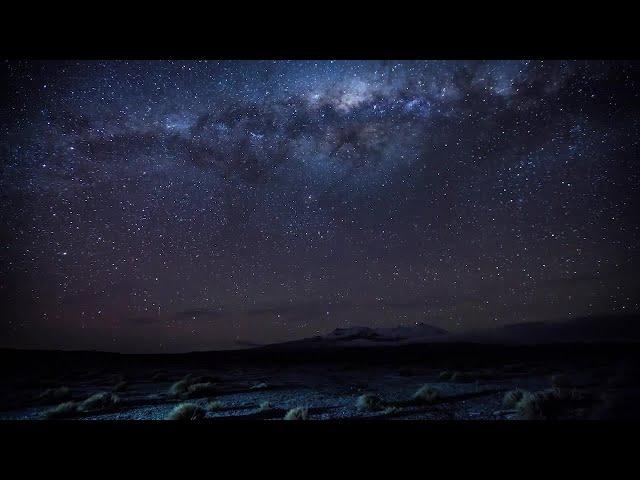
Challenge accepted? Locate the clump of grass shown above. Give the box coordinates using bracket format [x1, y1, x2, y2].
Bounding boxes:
[169, 379, 190, 397]
[207, 400, 224, 411]
[515, 390, 562, 420]
[284, 407, 308, 420]
[251, 382, 269, 390]
[43, 401, 79, 419]
[412, 384, 441, 404]
[382, 406, 401, 415]
[166, 403, 206, 420]
[114, 381, 128, 392]
[438, 371, 453, 381]
[259, 401, 273, 411]
[356, 393, 385, 411]
[551, 373, 571, 389]
[168, 376, 193, 397]
[502, 389, 529, 408]
[185, 382, 218, 398]
[78, 392, 120, 413]
[37, 386, 71, 402]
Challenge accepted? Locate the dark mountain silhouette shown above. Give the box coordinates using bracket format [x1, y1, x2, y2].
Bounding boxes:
[257, 315, 640, 350]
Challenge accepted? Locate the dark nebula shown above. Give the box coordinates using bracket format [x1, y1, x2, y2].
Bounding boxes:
[2, 60, 639, 352]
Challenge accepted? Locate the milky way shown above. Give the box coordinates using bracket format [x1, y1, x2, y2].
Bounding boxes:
[2, 60, 639, 352]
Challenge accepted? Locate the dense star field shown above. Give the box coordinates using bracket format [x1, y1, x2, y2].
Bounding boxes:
[2, 60, 639, 353]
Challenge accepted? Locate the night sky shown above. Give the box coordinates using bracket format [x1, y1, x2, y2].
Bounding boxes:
[2, 60, 639, 353]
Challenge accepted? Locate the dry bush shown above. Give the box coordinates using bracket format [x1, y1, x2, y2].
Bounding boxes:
[43, 401, 79, 419]
[284, 407, 308, 420]
[168, 374, 220, 398]
[207, 400, 224, 411]
[502, 389, 529, 408]
[356, 393, 385, 411]
[251, 382, 269, 390]
[168, 375, 194, 397]
[166, 403, 206, 420]
[185, 382, 218, 398]
[515, 390, 562, 420]
[37, 386, 71, 402]
[382, 406, 401, 415]
[412, 384, 441, 404]
[78, 392, 120, 412]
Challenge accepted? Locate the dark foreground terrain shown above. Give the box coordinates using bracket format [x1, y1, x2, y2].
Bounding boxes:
[1, 340, 639, 421]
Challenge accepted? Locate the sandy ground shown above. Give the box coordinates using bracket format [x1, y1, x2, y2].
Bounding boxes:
[2, 356, 637, 420]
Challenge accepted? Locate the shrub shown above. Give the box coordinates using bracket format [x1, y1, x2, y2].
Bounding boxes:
[356, 393, 385, 411]
[502, 389, 529, 408]
[438, 371, 453, 381]
[284, 407, 308, 420]
[43, 401, 79, 419]
[78, 392, 120, 412]
[166, 403, 206, 420]
[251, 382, 269, 390]
[412, 385, 441, 404]
[207, 400, 224, 411]
[168, 377, 192, 397]
[38, 386, 71, 402]
[382, 406, 401, 415]
[515, 391, 562, 420]
[185, 382, 218, 398]
[259, 401, 273, 411]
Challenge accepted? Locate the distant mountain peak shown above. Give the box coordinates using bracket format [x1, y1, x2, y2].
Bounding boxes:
[325, 323, 449, 342]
